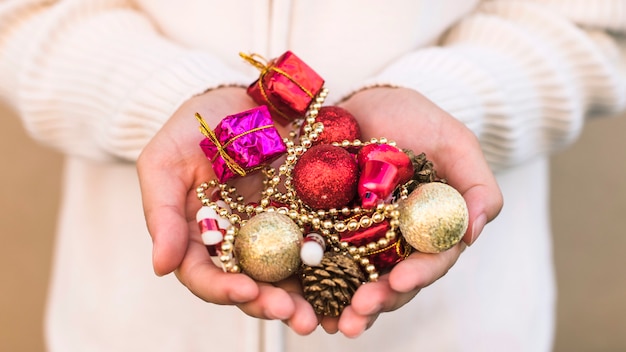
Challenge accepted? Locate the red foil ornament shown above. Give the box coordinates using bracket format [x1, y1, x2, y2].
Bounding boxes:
[292, 144, 359, 210]
[341, 221, 412, 270]
[356, 144, 414, 209]
[244, 51, 325, 125]
[300, 106, 361, 145]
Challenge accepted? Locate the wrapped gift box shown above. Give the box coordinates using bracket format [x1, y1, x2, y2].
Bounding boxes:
[247, 51, 324, 125]
[199, 105, 287, 183]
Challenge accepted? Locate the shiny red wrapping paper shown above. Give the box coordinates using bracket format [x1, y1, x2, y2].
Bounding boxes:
[341, 221, 412, 271]
[247, 51, 324, 125]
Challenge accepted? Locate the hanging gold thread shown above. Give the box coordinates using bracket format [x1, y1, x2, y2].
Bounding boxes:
[239, 52, 268, 71]
[196, 112, 274, 177]
[240, 52, 316, 121]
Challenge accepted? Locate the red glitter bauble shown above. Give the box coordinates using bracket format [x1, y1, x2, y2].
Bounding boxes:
[292, 144, 359, 210]
[301, 106, 361, 145]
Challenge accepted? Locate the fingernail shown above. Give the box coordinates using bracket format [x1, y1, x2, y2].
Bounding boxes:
[467, 213, 487, 246]
[151, 247, 164, 277]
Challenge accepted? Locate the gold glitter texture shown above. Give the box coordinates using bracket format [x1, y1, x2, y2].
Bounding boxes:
[398, 182, 469, 253]
[234, 212, 303, 282]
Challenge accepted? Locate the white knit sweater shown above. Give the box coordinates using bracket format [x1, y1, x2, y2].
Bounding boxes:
[1, 1, 624, 167]
[0, 1, 625, 352]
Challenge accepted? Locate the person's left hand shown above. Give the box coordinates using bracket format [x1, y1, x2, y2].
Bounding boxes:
[318, 86, 503, 337]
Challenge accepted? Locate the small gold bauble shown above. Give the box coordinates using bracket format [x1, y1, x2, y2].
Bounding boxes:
[398, 182, 469, 253]
[234, 212, 303, 282]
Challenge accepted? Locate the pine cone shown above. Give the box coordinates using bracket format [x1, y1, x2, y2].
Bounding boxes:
[404, 149, 440, 183]
[301, 251, 365, 317]
[401, 150, 444, 195]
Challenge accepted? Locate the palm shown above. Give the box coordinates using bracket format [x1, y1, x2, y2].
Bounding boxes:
[137, 87, 320, 334]
[323, 87, 503, 336]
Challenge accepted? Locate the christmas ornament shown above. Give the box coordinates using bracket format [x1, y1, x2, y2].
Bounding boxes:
[234, 212, 303, 282]
[196, 206, 229, 245]
[242, 51, 324, 125]
[197, 105, 286, 183]
[292, 144, 359, 210]
[301, 251, 364, 317]
[300, 233, 326, 266]
[191, 50, 471, 317]
[356, 144, 414, 209]
[340, 221, 412, 271]
[301, 106, 361, 145]
[398, 182, 469, 253]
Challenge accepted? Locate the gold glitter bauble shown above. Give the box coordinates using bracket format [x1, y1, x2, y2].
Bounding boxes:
[234, 212, 303, 282]
[398, 182, 469, 253]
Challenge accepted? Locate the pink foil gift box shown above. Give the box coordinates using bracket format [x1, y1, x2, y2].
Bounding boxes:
[198, 105, 287, 183]
[245, 51, 325, 125]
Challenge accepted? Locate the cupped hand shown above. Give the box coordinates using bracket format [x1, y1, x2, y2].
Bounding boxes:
[136, 87, 318, 334]
[320, 86, 503, 337]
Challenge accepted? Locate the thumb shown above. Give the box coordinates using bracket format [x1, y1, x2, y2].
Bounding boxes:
[137, 157, 191, 276]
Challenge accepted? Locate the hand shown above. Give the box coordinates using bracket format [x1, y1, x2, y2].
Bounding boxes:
[137, 87, 319, 334]
[319, 87, 503, 337]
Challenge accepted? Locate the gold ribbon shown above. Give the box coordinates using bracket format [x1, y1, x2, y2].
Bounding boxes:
[240, 52, 316, 121]
[362, 231, 412, 259]
[196, 112, 275, 177]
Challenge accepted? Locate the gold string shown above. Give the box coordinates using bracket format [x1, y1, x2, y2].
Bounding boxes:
[196, 112, 270, 177]
[396, 237, 413, 259]
[239, 52, 269, 72]
[240, 52, 317, 122]
[221, 125, 275, 149]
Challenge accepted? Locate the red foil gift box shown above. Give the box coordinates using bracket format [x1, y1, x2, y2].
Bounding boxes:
[246, 51, 324, 125]
[198, 105, 287, 183]
[340, 221, 412, 271]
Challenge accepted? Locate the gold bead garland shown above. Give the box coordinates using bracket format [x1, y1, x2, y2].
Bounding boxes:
[194, 86, 421, 283]
[188, 51, 476, 318]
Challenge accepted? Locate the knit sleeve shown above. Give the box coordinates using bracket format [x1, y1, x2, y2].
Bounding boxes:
[0, 0, 251, 161]
[357, 0, 626, 170]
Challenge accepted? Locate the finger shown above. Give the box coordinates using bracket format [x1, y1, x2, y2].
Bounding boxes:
[320, 316, 340, 334]
[175, 239, 259, 304]
[462, 183, 497, 246]
[438, 128, 503, 245]
[350, 276, 419, 315]
[336, 305, 379, 338]
[388, 242, 465, 293]
[236, 283, 295, 320]
[137, 157, 190, 276]
[283, 292, 320, 335]
[276, 278, 320, 335]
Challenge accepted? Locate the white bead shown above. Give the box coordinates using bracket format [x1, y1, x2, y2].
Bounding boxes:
[201, 230, 223, 246]
[300, 241, 324, 266]
[196, 206, 218, 222]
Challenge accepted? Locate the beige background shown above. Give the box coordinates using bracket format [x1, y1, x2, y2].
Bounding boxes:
[1, 104, 625, 351]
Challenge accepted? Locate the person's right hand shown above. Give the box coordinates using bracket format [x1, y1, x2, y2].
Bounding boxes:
[137, 87, 319, 335]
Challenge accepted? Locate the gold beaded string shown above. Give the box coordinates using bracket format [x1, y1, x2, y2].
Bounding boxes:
[194, 85, 415, 282]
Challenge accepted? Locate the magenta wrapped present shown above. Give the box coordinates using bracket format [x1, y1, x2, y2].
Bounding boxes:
[197, 105, 287, 183]
[242, 51, 324, 125]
